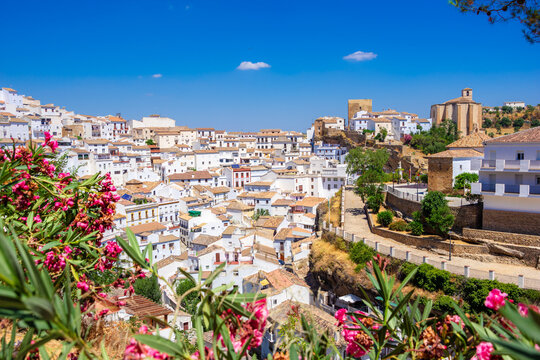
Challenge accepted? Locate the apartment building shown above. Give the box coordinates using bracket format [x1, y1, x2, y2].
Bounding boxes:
[471, 127, 540, 235]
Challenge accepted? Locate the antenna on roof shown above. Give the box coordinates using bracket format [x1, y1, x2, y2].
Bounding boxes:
[116, 113, 122, 118]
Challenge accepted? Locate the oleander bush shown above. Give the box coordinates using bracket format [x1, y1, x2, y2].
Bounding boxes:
[3, 138, 540, 360]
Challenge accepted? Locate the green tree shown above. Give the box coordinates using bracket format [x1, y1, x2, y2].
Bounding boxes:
[176, 278, 198, 315]
[134, 274, 162, 304]
[482, 118, 492, 128]
[501, 105, 513, 114]
[345, 147, 389, 176]
[346, 148, 390, 202]
[409, 119, 460, 155]
[500, 117, 512, 127]
[420, 191, 455, 237]
[532, 118, 540, 127]
[451, 0, 540, 43]
[146, 139, 156, 145]
[375, 128, 388, 142]
[513, 118, 524, 129]
[454, 172, 479, 190]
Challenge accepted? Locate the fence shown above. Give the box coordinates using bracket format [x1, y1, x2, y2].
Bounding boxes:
[321, 221, 540, 291]
[384, 184, 476, 207]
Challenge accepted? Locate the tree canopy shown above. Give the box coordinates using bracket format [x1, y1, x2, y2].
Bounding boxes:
[451, 0, 540, 43]
[409, 119, 460, 155]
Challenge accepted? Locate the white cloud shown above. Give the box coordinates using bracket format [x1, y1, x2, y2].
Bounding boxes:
[343, 51, 377, 62]
[152, 73, 163, 78]
[236, 61, 271, 71]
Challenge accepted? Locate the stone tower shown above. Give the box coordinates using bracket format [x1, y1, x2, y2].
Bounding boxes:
[462, 88, 473, 99]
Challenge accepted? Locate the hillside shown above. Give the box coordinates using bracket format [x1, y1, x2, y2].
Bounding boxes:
[482, 105, 540, 137]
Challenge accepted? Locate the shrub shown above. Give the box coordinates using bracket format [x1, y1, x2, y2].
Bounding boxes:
[409, 221, 423, 235]
[419, 174, 428, 184]
[367, 193, 383, 213]
[388, 219, 408, 231]
[322, 231, 348, 252]
[399, 262, 417, 279]
[349, 241, 376, 268]
[433, 295, 458, 314]
[420, 191, 455, 237]
[403, 134, 412, 145]
[377, 211, 394, 227]
[410, 263, 456, 294]
[459, 278, 525, 313]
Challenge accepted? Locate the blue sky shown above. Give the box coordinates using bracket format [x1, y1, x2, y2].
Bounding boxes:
[1, 0, 539, 131]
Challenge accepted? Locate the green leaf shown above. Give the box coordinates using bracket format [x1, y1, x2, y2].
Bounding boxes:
[202, 263, 226, 287]
[22, 297, 55, 321]
[194, 315, 206, 360]
[289, 343, 299, 360]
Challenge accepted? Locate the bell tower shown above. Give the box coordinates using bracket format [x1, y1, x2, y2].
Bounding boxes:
[461, 88, 473, 99]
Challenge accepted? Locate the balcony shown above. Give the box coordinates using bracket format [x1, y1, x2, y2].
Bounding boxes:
[472, 182, 539, 197]
[481, 159, 540, 172]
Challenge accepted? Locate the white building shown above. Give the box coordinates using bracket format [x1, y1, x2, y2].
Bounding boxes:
[471, 127, 540, 235]
[503, 101, 526, 109]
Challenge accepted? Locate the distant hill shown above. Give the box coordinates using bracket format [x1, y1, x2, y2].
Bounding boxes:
[482, 104, 540, 137]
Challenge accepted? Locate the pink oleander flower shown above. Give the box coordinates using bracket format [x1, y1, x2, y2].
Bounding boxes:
[334, 307, 375, 357]
[77, 281, 90, 292]
[472, 342, 495, 360]
[33, 214, 42, 223]
[485, 289, 507, 311]
[518, 303, 529, 317]
[449, 314, 464, 328]
[124, 325, 169, 359]
[335, 308, 347, 325]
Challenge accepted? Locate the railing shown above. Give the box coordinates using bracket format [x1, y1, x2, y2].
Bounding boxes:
[481, 183, 495, 192]
[530, 185, 540, 195]
[481, 159, 496, 168]
[504, 160, 520, 169]
[321, 221, 538, 290]
[530, 160, 540, 170]
[504, 184, 520, 194]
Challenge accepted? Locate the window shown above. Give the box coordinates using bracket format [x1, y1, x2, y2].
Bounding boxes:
[233, 270, 239, 276]
[517, 152, 525, 160]
[537, 177, 540, 185]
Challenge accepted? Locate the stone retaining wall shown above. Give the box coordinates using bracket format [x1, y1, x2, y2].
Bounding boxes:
[463, 228, 540, 247]
[385, 191, 482, 230]
[371, 221, 487, 255]
[483, 209, 540, 236]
